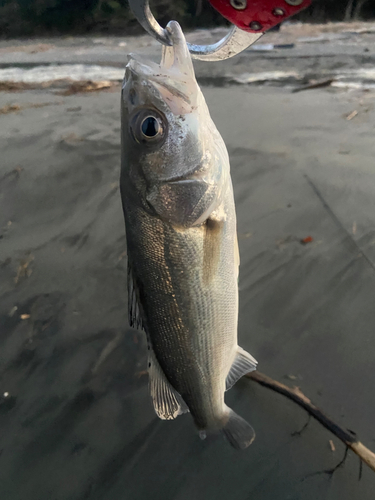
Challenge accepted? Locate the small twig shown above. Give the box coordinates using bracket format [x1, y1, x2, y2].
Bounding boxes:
[302, 447, 349, 481]
[326, 446, 349, 476]
[329, 439, 336, 452]
[291, 414, 311, 437]
[292, 78, 335, 93]
[246, 371, 375, 474]
[346, 110, 358, 121]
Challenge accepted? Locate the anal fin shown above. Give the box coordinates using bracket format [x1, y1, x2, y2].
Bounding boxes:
[149, 347, 189, 420]
[226, 346, 257, 391]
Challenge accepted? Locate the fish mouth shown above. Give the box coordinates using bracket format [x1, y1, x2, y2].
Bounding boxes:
[126, 21, 198, 114]
[126, 55, 160, 82]
[127, 21, 194, 80]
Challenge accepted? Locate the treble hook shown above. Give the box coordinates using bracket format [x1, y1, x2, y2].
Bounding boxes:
[128, 0, 263, 61]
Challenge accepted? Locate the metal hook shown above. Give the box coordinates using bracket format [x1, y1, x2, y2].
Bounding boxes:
[128, 0, 263, 61]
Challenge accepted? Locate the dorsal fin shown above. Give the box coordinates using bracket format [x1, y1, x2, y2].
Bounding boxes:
[226, 346, 258, 391]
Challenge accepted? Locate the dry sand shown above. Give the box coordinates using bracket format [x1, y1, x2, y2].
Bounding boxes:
[1, 26, 375, 499]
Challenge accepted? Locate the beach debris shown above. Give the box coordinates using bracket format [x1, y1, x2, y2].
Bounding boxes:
[0, 104, 21, 115]
[247, 371, 375, 475]
[297, 33, 351, 44]
[20, 314, 30, 320]
[0, 64, 123, 88]
[233, 70, 301, 85]
[118, 251, 127, 262]
[353, 222, 357, 235]
[0, 102, 56, 114]
[0, 392, 17, 412]
[0, 78, 118, 94]
[0, 82, 38, 92]
[343, 26, 375, 35]
[0, 81, 40, 92]
[300, 236, 313, 245]
[346, 110, 358, 121]
[0, 80, 72, 92]
[60, 133, 84, 145]
[238, 231, 253, 239]
[250, 43, 295, 51]
[276, 235, 296, 249]
[14, 254, 34, 284]
[8, 306, 18, 317]
[91, 332, 123, 374]
[292, 78, 335, 93]
[329, 440, 336, 452]
[59, 80, 115, 96]
[0, 43, 53, 54]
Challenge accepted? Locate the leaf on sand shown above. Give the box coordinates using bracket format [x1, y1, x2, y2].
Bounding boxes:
[300, 236, 313, 245]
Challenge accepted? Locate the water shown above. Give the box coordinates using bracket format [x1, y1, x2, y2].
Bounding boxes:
[0, 64, 124, 83]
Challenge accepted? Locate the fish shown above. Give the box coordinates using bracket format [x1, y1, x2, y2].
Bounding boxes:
[120, 21, 257, 450]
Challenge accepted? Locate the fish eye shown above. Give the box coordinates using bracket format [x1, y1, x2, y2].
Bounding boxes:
[129, 108, 167, 146]
[141, 116, 162, 138]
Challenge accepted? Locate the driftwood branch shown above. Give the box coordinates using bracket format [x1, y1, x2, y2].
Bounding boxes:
[245, 371, 375, 474]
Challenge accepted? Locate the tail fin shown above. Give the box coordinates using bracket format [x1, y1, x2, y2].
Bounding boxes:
[222, 409, 255, 450]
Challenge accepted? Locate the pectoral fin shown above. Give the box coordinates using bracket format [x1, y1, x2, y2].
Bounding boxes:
[149, 347, 189, 420]
[226, 346, 258, 391]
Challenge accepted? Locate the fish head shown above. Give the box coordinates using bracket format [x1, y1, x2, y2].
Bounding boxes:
[121, 21, 229, 228]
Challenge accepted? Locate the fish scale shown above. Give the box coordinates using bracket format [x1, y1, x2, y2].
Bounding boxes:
[127, 206, 232, 424]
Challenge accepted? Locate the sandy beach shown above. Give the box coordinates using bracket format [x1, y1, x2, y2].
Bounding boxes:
[1, 23, 375, 499]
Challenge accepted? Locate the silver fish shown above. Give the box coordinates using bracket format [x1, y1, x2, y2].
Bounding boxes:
[120, 21, 257, 450]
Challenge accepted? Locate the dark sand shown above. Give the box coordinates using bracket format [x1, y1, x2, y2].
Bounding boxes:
[1, 72, 375, 497]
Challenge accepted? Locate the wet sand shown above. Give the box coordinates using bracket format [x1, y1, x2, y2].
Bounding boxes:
[1, 33, 375, 499]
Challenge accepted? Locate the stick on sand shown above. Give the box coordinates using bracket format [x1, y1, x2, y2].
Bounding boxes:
[245, 371, 375, 473]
